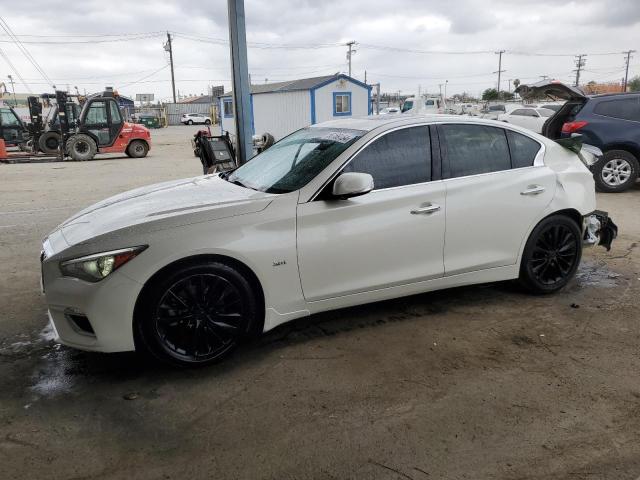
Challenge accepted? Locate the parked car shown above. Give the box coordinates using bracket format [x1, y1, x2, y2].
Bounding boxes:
[378, 107, 400, 115]
[498, 107, 555, 133]
[518, 80, 640, 192]
[181, 113, 212, 125]
[40, 115, 616, 366]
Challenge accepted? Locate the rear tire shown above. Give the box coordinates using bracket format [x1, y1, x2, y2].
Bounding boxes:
[519, 215, 582, 294]
[135, 261, 260, 367]
[126, 140, 148, 158]
[593, 150, 639, 193]
[38, 131, 61, 154]
[66, 134, 97, 161]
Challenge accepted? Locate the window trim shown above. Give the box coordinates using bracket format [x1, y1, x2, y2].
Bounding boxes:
[309, 123, 436, 201]
[223, 98, 234, 118]
[333, 92, 352, 116]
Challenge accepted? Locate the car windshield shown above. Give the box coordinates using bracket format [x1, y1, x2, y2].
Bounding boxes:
[542, 104, 561, 112]
[401, 100, 413, 112]
[538, 108, 554, 117]
[489, 105, 505, 111]
[225, 127, 365, 194]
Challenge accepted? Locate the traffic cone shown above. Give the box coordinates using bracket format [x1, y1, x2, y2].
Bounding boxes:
[0, 139, 7, 160]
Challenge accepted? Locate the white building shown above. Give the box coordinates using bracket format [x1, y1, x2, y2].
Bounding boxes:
[218, 74, 372, 140]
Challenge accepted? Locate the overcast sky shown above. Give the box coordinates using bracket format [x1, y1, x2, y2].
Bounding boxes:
[1, 0, 639, 101]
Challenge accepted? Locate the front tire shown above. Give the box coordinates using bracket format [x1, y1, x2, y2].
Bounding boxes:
[135, 261, 260, 367]
[519, 215, 582, 294]
[593, 150, 639, 193]
[204, 119, 211, 125]
[126, 140, 148, 158]
[38, 131, 61, 154]
[67, 134, 97, 161]
[187, 120, 194, 125]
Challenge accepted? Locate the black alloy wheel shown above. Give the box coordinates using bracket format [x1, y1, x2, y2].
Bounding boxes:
[520, 215, 582, 294]
[136, 262, 260, 366]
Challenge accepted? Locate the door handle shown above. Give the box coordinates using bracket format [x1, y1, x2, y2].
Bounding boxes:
[520, 185, 545, 196]
[411, 203, 441, 215]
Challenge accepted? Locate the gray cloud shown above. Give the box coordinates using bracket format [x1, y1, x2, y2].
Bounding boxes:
[0, 0, 638, 100]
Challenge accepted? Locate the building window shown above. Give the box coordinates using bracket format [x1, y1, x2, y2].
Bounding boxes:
[223, 99, 234, 118]
[333, 92, 352, 116]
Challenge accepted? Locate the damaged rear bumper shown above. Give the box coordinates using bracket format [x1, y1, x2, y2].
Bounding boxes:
[583, 210, 618, 251]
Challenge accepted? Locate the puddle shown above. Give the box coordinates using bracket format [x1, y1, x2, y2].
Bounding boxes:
[30, 346, 76, 398]
[576, 260, 621, 288]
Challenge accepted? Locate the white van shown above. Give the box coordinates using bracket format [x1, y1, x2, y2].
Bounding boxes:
[401, 96, 445, 114]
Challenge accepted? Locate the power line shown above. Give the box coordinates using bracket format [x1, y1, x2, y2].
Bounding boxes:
[0, 44, 30, 92]
[0, 16, 54, 88]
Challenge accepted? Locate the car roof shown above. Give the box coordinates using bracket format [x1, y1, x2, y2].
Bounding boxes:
[311, 114, 510, 132]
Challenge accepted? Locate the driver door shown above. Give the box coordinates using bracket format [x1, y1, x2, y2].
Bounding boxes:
[296, 125, 446, 301]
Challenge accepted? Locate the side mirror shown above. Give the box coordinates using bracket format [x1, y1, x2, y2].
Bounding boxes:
[332, 172, 374, 199]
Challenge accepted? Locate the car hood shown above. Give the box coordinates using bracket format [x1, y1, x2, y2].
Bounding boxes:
[516, 80, 587, 101]
[54, 175, 274, 246]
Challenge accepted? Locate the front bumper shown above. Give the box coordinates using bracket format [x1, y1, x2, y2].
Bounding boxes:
[41, 255, 143, 353]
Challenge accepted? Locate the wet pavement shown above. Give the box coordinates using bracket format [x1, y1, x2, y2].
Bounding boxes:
[1, 128, 640, 479]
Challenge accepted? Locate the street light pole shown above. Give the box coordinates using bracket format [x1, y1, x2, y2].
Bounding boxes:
[7, 74, 16, 106]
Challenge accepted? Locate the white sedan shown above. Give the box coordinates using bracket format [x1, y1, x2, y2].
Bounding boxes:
[498, 107, 555, 133]
[41, 116, 616, 366]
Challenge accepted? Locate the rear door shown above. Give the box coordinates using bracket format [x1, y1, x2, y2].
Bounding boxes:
[296, 125, 446, 301]
[438, 123, 556, 275]
[516, 81, 587, 139]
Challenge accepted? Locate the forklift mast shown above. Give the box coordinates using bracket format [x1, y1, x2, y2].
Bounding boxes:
[26, 96, 44, 147]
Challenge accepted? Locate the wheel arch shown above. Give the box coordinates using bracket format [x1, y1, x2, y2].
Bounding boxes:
[132, 253, 266, 340]
[601, 143, 640, 160]
[127, 138, 150, 151]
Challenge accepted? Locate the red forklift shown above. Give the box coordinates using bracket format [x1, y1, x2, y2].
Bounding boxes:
[63, 88, 151, 160]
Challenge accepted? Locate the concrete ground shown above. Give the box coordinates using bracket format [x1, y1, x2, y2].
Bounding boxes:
[1, 126, 639, 480]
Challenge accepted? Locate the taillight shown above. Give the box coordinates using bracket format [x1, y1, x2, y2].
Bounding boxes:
[562, 121, 588, 134]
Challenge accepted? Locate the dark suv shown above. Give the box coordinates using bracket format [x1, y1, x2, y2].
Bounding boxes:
[517, 81, 640, 193]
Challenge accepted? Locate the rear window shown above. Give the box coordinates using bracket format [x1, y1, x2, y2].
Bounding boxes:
[440, 124, 511, 178]
[593, 97, 640, 122]
[506, 131, 541, 168]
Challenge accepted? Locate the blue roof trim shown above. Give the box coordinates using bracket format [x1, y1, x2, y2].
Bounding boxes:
[310, 74, 372, 93]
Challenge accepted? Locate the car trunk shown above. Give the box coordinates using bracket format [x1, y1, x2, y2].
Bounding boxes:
[515, 81, 588, 139]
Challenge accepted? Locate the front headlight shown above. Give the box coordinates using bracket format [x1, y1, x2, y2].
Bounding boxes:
[59, 246, 147, 282]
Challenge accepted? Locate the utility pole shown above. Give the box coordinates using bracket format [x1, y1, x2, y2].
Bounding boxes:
[494, 50, 506, 95]
[227, 0, 253, 165]
[7, 74, 16, 106]
[346, 41, 357, 77]
[623, 50, 636, 92]
[573, 54, 587, 87]
[164, 32, 177, 103]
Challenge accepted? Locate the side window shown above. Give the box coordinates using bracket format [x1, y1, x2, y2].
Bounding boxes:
[440, 124, 510, 178]
[109, 101, 122, 124]
[594, 98, 640, 121]
[333, 92, 352, 116]
[506, 131, 541, 168]
[0, 109, 20, 127]
[343, 126, 431, 189]
[223, 99, 234, 118]
[85, 101, 108, 124]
